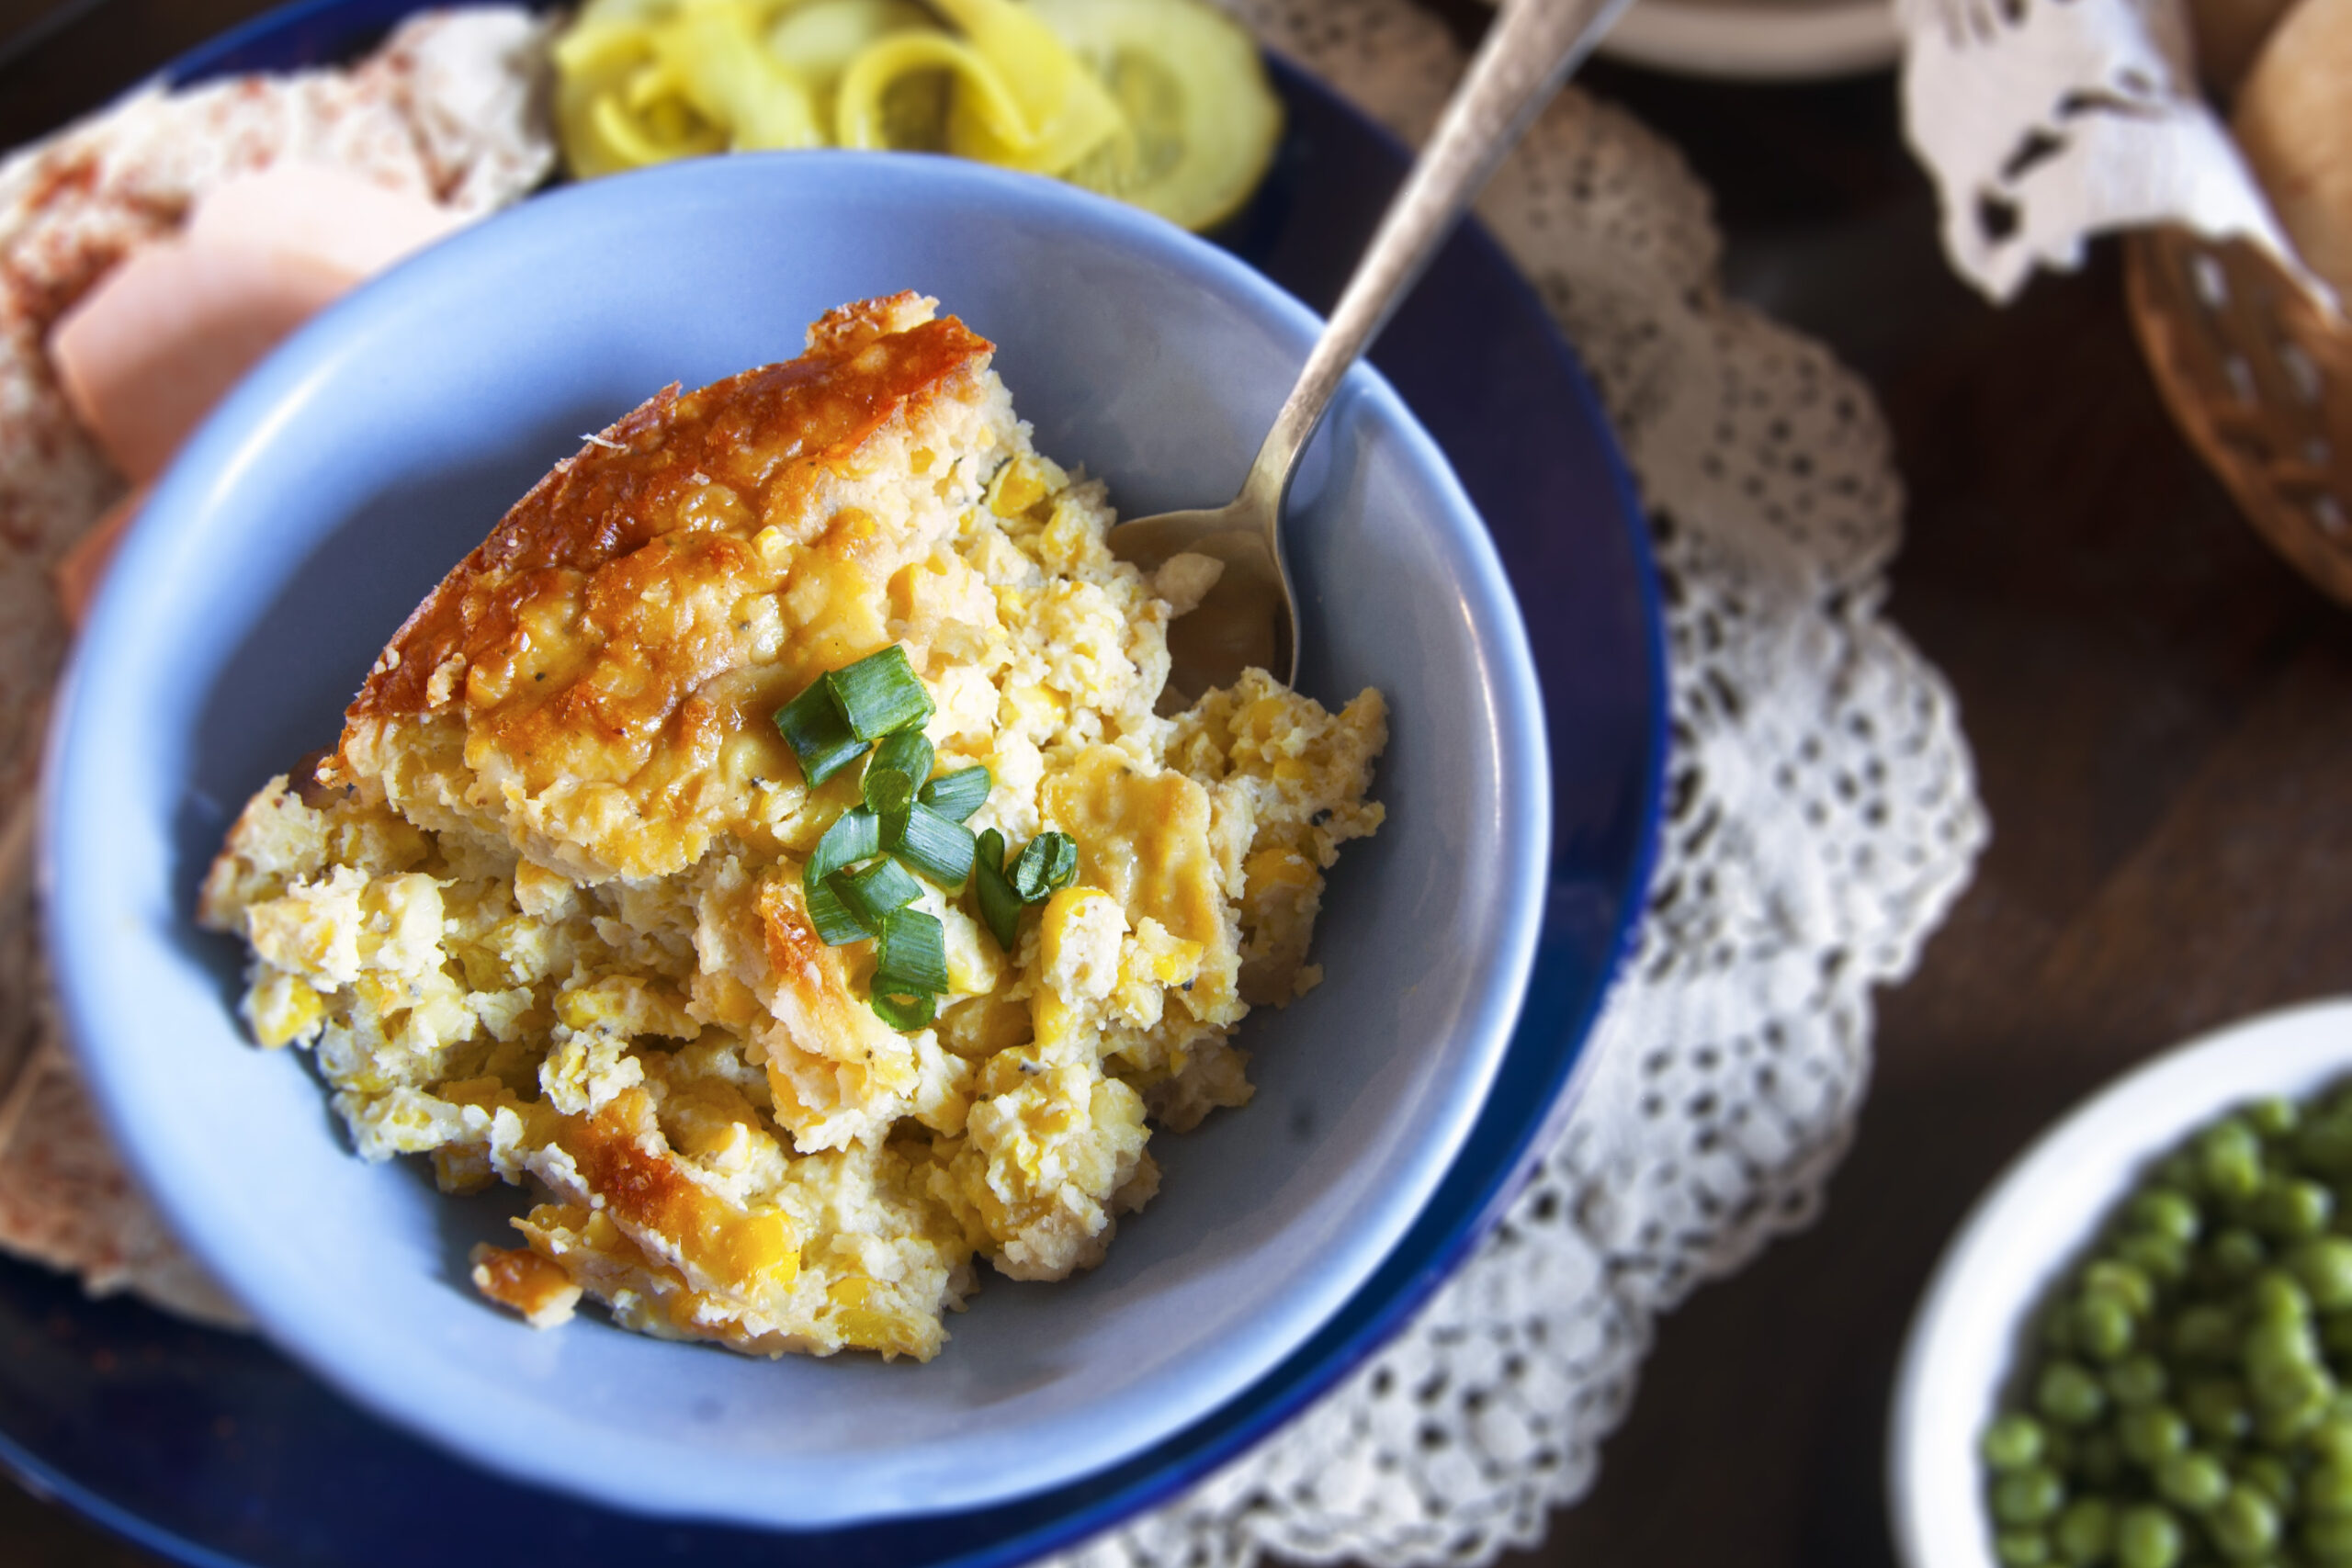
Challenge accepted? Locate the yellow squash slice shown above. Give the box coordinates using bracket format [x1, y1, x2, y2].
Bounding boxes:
[1031, 0, 1282, 231]
[552, 0, 1282, 232]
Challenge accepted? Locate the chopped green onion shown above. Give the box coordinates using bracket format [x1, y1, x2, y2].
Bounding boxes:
[806, 876, 870, 946]
[808, 807, 881, 879]
[871, 729, 935, 791]
[919, 766, 991, 822]
[864, 767, 916, 820]
[775, 680, 868, 786]
[1012, 831, 1079, 904]
[870, 988, 938, 1032]
[804, 807, 883, 945]
[836, 857, 923, 929]
[894, 803, 976, 889]
[875, 908, 949, 997]
[825, 646, 934, 741]
[973, 828, 1022, 953]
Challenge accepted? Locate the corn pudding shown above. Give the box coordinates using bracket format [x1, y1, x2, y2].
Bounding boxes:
[198, 292, 1385, 1360]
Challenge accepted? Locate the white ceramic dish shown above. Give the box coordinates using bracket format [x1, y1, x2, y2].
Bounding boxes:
[1598, 0, 1899, 80]
[41, 153, 1551, 1530]
[1889, 998, 2352, 1568]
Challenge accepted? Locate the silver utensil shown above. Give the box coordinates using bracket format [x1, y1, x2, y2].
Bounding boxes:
[1106, 0, 1635, 700]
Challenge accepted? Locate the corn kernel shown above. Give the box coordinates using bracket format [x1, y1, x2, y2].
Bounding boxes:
[836, 1307, 929, 1359]
[988, 456, 1050, 517]
[1246, 848, 1317, 894]
[247, 970, 325, 1048]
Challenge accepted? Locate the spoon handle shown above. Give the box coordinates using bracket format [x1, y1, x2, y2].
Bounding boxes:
[1238, 0, 1634, 520]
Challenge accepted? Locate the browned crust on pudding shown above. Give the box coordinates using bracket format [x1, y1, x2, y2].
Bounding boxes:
[323, 292, 996, 881]
[350, 301, 989, 729]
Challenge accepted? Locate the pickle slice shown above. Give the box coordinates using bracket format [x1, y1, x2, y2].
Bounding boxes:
[1030, 0, 1282, 231]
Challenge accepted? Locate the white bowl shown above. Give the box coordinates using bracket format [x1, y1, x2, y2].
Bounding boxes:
[1890, 998, 2352, 1567]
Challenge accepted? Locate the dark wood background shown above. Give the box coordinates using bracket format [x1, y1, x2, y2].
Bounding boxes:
[8, 2, 2349, 1563]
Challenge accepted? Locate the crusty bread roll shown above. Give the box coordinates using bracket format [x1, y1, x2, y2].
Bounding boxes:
[2189, 0, 2298, 92]
[2234, 0, 2352, 302]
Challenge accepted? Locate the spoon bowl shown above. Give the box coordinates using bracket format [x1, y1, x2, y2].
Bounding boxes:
[1107, 0, 1635, 693]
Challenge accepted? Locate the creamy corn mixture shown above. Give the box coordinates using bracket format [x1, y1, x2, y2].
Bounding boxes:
[198, 294, 1385, 1359]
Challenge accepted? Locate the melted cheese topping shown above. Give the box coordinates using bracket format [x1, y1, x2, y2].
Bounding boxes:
[202, 294, 1386, 1360]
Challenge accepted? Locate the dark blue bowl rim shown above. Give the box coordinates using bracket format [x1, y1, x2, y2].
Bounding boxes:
[0, 6, 1668, 1565]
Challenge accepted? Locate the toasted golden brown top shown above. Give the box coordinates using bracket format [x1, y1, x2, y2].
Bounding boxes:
[330, 293, 1000, 879]
[351, 299, 989, 728]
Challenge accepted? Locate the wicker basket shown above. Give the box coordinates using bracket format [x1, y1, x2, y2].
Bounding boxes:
[2125, 229, 2352, 604]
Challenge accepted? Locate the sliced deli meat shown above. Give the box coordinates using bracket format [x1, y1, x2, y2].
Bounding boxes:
[46, 163, 469, 485]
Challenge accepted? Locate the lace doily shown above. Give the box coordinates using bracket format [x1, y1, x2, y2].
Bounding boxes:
[1052, 4, 1988, 1563]
[1894, 0, 2312, 303]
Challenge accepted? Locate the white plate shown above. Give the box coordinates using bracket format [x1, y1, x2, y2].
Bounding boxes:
[1889, 998, 2352, 1568]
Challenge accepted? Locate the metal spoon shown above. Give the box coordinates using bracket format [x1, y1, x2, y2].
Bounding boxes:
[1107, 0, 1634, 701]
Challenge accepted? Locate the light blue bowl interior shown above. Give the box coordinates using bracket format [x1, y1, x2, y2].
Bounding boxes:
[43, 153, 1548, 1529]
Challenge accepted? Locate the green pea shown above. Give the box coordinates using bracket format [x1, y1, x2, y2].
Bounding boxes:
[2258, 1176, 2338, 1239]
[2118, 1232, 2191, 1286]
[2184, 1378, 2253, 1443]
[2314, 1415, 2352, 1463]
[2309, 1512, 2352, 1565]
[2250, 1096, 2301, 1140]
[2118, 1503, 2186, 1568]
[2131, 1189, 2203, 1246]
[1994, 1466, 2067, 1526]
[2175, 1304, 2242, 1362]
[2154, 1450, 2228, 1512]
[2291, 1238, 2352, 1310]
[2120, 1404, 2192, 1466]
[2250, 1269, 2314, 1325]
[2307, 1459, 2352, 1517]
[2040, 1361, 2109, 1427]
[2086, 1259, 2159, 1317]
[2325, 1310, 2352, 1359]
[2245, 1316, 2332, 1424]
[1984, 1419, 2041, 1476]
[2054, 1498, 2114, 1563]
[2201, 1121, 2267, 1200]
[2257, 1393, 2328, 1448]
[1984, 1412, 2048, 1471]
[2251, 1364, 2332, 1429]
[2075, 1292, 2138, 1360]
[2211, 1226, 2270, 1280]
[2242, 1452, 2295, 1511]
[2245, 1315, 2323, 1382]
[1996, 1529, 2054, 1567]
[2108, 1354, 2168, 1407]
[2206, 1484, 2280, 1561]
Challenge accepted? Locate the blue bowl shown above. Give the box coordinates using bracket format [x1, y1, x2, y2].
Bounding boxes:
[42, 152, 1551, 1528]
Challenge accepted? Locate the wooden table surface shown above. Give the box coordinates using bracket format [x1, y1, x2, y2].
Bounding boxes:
[9, 4, 2349, 1564]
